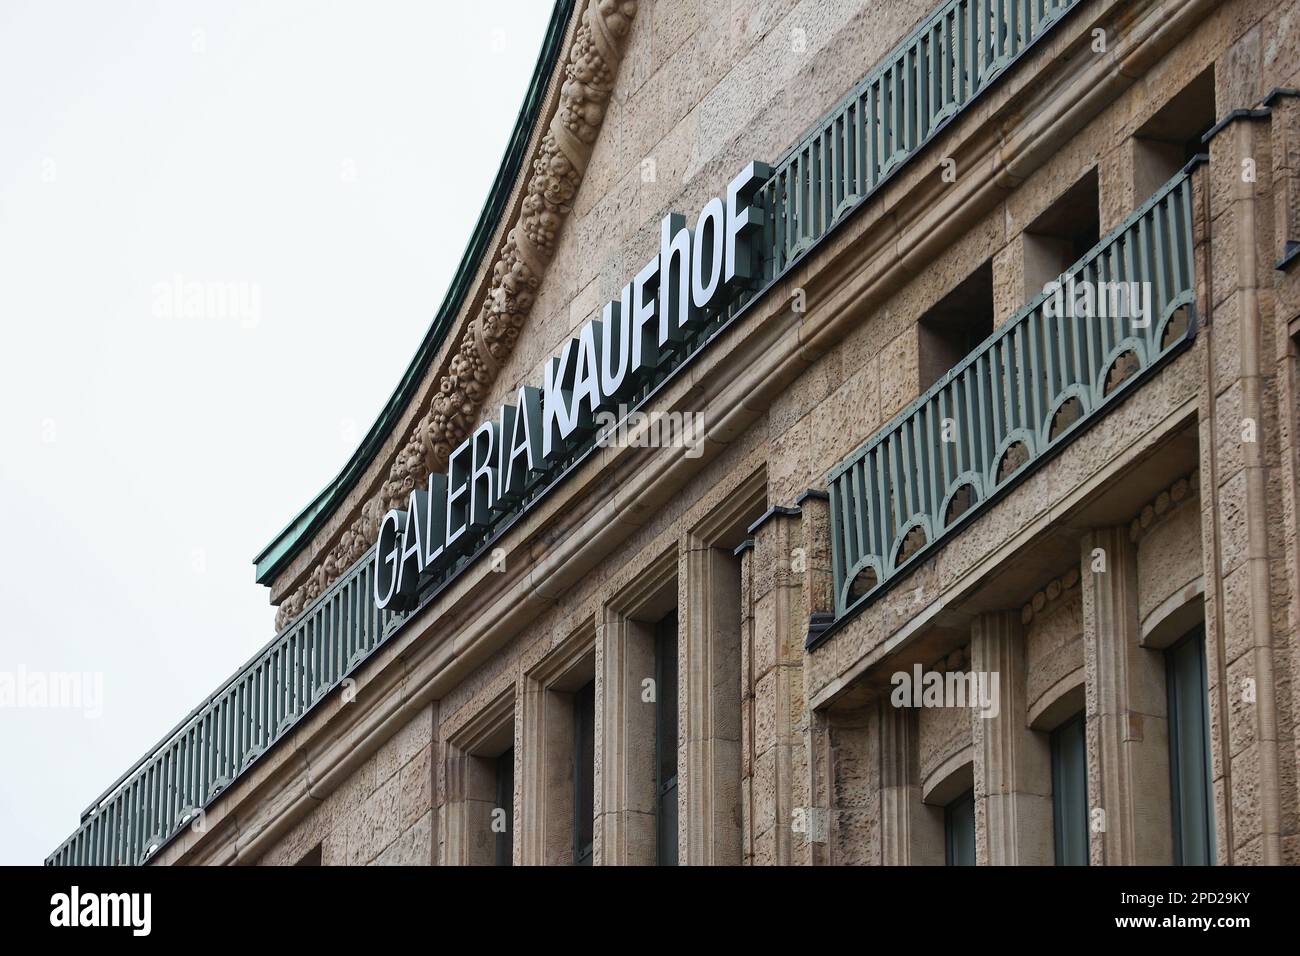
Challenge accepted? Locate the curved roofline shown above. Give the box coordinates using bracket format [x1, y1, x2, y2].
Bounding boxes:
[253, 0, 576, 585]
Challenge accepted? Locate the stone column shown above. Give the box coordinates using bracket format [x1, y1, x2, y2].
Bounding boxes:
[443, 745, 497, 865]
[1265, 92, 1300, 867]
[518, 675, 578, 866]
[815, 703, 880, 865]
[1200, 103, 1290, 865]
[741, 509, 808, 865]
[799, 491, 838, 864]
[682, 538, 743, 865]
[970, 611, 1053, 865]
[1081, 527, 1173, 864]
[595, 607, 656, 865]
[878, 702, 944, 865]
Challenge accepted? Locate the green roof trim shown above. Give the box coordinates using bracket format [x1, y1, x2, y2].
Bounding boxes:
[253, 0, 576, 586]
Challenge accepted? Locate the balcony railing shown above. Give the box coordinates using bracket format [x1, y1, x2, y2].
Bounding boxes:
[48, 0, 1086, 865]
[45, 547, 387, 866]
[825, 166, 1199, 626]
[753, 0, 1081, 277]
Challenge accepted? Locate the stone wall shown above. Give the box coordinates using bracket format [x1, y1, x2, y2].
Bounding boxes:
[256, 705, 434, 866]
[482, 0, 939, 420]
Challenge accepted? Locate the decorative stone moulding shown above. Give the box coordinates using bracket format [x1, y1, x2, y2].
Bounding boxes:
[1018, 470, 1200, 628]
[275, 0, 639, 630]
[1127, 469, 1200, 544]
[1020, 566, 1081, 627]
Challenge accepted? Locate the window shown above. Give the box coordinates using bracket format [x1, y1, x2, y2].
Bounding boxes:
[918, 261, 994, 389]
[573, 680, 596, 865]
[1167, 629, 1214, 865]
[655, 611, 679, 866]
[1050, 714, 1088, 865]
[495, 748, 514, 867]
[944, 789, 975, 866]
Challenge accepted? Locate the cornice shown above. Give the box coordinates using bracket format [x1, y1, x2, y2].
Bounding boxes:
[1020, 566, 1082, 627]
[1127, 470, 1200, 543]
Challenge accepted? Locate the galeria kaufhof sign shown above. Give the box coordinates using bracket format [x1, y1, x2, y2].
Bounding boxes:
[373, 161, 771, 611]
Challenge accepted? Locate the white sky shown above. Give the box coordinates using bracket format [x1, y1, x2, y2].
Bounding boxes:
[0, 0, 555, 865]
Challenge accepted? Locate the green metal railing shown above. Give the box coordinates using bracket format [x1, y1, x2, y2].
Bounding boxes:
[48, 0, 1085, 865]
[826, 167, 1199, 622]
[46, 548, 388, 865]
[753, 0, 1080, 274]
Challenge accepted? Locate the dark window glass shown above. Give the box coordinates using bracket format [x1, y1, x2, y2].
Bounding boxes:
[574, 681, 595, 865]
[1051, 713, 1089, 865]
[944, 789, 975, 866]
[655, 611, 679, 866]
[495, 748, 514, 867]
[1167, 629, 1215, 865]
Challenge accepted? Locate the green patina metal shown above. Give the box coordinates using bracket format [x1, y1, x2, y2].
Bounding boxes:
[823, 164, 1201, 633]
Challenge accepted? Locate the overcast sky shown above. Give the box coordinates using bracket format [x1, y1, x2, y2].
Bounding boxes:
[0, 0, 554, 865]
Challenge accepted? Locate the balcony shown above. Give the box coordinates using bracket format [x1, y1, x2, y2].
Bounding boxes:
[823, 165, 1200, 630]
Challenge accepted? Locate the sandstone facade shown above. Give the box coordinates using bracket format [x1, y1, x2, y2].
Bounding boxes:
[98, 0, 1300, 867]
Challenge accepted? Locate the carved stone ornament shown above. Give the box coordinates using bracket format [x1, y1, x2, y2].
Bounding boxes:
[276, 0, 639, 630]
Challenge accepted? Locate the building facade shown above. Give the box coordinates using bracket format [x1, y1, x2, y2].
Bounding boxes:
[49, 0, 1300, 866]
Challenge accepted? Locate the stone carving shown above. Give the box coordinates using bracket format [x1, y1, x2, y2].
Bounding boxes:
[1018, 469, 1199, 628]
[274, 0, 638, 631]
[1127, 469, 1199, 543]
[1020, 566, 1081, 627]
